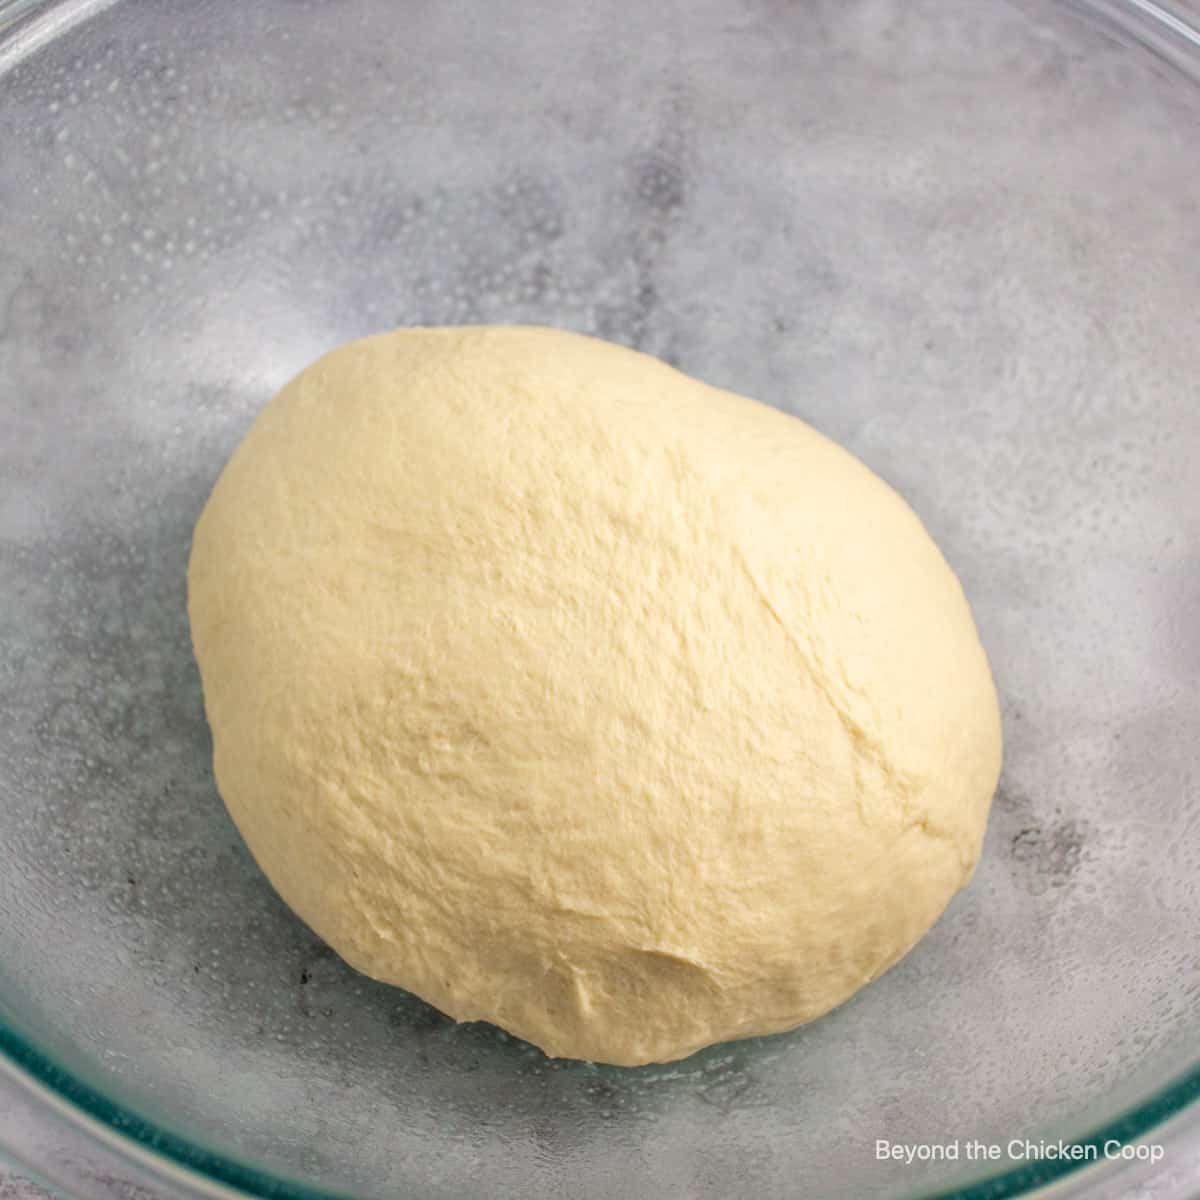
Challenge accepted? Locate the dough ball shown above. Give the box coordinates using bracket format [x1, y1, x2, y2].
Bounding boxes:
[188, 326, 1001, 1066]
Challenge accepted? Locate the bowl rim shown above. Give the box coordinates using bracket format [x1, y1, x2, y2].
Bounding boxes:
[1, 0, 1199, 1196]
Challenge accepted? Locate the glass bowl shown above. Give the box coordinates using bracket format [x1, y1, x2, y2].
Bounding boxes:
[1, 1, 1198, 1197]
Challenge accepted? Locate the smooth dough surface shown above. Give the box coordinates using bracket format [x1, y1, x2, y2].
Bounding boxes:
[188, 325, 1002, 1066]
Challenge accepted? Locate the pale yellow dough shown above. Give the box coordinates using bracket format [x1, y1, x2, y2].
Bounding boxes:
[188, 325, 1002, 1066]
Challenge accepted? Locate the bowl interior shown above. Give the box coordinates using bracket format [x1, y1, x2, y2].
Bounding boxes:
[1, 1, 1199, 1197]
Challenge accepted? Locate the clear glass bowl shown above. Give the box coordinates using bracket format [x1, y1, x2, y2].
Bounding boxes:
[1, 1, 1198, 1197]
